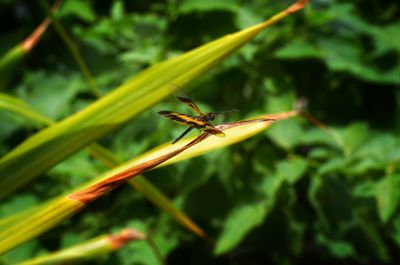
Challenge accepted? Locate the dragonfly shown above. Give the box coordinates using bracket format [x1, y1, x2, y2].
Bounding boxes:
[158, 96, 238, 144]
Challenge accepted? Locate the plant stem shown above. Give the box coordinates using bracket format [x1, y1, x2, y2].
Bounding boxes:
[39, 0, 101, 98]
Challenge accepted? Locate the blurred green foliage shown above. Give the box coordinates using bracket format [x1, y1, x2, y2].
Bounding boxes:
[1, 0, 400, 264]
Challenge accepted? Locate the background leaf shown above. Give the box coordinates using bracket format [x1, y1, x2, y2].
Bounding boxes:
[1, 0, 400, 264]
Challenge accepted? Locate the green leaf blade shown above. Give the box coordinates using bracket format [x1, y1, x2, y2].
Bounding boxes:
[0, 13, 292, 199]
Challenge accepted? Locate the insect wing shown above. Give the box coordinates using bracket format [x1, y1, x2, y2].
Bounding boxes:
[158, 111, 205, 127]
[176, 96, 203, 115]
[204, 126, 225, 137]
[158, 110, 173, 116]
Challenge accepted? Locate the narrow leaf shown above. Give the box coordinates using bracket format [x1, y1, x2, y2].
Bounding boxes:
[0, 93, 53, 125]
[0, 93, 210, 241]
[130, 112, 296, 168]
[0, 0, 60, 89]
[17, 228, 144, 265]
[0, 0, 308, 199]
[0, 116, 283, 253]
[0, 122, 216, 253]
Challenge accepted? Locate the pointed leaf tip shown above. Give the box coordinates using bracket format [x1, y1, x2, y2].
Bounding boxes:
[109, 228, 146, 249]
[287, 0, 309, 14]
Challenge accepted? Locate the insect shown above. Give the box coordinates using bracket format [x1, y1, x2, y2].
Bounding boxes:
[158, 96, 237, 144]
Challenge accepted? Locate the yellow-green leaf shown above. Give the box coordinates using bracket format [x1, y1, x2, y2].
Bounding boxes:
[0, 93, 210, 241]
[0, 112, 296, 254]
[0, 93, 53, 125]
[16, 228, 144, 265]
[0, 0, 307, 199]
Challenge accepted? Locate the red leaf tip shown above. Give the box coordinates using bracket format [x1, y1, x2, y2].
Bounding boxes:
[287, 0, 309, 14]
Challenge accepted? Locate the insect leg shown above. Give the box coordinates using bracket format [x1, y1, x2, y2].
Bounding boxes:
[172, 126, 195, 144]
